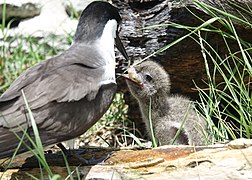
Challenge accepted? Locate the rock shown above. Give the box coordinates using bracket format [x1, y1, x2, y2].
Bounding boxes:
[64, 0, 96, 15]
[0, 0, 78, 53]
[0, 0, 41, 20]
[228, 138, 252, 149]
[14, 0, 78, 37]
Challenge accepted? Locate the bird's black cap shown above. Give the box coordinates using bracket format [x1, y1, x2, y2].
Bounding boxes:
[74, 1, 122, 42]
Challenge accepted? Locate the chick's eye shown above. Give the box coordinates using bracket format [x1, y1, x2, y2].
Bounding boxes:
[117, 25, 121, 32]
[144, 73, 153, 82]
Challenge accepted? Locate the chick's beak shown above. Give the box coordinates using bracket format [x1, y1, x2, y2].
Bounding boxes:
[115, 31, 129, 61]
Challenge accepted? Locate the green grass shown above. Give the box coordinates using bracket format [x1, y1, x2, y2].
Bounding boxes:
[191, 0, 252, 142]
[21, 90, 56, 178]
[148, 97, 158, 147]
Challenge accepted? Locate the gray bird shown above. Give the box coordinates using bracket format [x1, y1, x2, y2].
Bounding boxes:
[0, 1, 128, 159]
[125, 60, 207, 146]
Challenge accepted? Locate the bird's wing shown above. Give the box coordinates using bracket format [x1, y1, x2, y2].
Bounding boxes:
[0, 49, 115, 130]
[0, 44, 113, 104]
[28, 62, 109, 108]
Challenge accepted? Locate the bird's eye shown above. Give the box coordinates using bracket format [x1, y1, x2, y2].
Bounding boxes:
[144, 73, 153, 82]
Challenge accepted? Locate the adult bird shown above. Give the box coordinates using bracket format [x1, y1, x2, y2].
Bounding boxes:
[125, 60, 207, 146]
[0, 1, 129, 159]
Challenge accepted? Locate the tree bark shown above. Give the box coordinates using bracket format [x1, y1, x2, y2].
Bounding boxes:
[1, 139, 251, 179]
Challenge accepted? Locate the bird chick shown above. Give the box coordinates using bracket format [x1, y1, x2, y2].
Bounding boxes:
[126, 60, 207, 146]
[0, 1, 128, 159]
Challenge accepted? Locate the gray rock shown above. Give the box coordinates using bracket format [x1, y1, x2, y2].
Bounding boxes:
[0, 0, 41, 20]
[0, 0, 78, 55]
[15, 0, 78, 37]
[64, 0, 96, 15]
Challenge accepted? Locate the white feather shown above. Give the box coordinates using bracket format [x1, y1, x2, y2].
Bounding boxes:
[95, 19, 117, 85]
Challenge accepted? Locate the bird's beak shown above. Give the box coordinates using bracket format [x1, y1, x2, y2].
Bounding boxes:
[115, 31, 129, 61]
